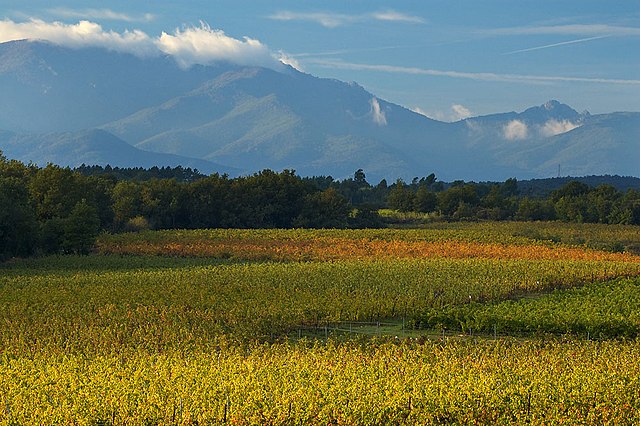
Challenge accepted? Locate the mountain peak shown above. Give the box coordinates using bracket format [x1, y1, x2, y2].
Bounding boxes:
[1, 40, 636, 181]
[521, 100, 581, 123]
[543, 100, 561, 110]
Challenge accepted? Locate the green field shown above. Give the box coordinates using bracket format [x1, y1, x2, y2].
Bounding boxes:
[2, 223, 640, 424]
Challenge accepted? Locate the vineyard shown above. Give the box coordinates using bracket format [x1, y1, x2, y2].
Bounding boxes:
[96, 223, 640, 261]
[2, 222, 640, 424]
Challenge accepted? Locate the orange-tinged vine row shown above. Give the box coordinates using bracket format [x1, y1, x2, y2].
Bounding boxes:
[97, 234, 640, 262]
[4, 223, 640, 424]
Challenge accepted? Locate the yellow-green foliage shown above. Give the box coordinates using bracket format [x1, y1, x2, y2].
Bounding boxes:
[3, 223, 640, 424]
[2, 257, 639, 353]
[3, 340, 640, 424]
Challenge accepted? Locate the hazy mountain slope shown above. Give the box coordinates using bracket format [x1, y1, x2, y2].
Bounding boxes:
[0, 40, 638, 181]
[447, 102, 639, 179]
[0, 129, 235, 174]
[528, 112, 640, 177]
[103, 66, 463, 180]
[0, 40, 235, 132]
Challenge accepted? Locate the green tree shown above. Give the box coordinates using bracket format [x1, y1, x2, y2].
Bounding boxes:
[349, 204, 384, 228]
[112, 180, 144, 230]
[502, 178, 519, 197]
[609, 190, 640, 225]
[354, 169, 367, 186]
[479, 185, 516, 220]
[83, 175, 115, 228]
[554, 196, 590, 223]
[515, 197, 556, 221]
[338, 169, 372, 205]
[549, 181, 594, 223]
[140, 179, 188, 229]
[437, 184, 479, 217]
[387, 179, 415, 212]
[187, 174, 233, 228]
[231, 170, 313, 228]
[551, 181, 591, 203]
[0, 176, 39, 259]
[62, 200, 101, 254]
[413, 185, 437, 213]
[586, 185, 620, 223]
[29, 165, 83, 220]
[293, 188, 350, 228]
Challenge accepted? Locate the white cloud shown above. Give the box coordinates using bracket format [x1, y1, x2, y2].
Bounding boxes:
[47, 8, 156, 23]
[369, 11, 425, 24]
[0, 19, 287, 70]
[268, 11, 352, 28]
[370, 98, 387, 126]
[156, 23, 279, 69]
[0, 19, 156, 56]
[540, 119, 580, 137]
[451, 104, 473, 120]
[413, 104, 474, 122]
[277, 51, 303, 71]
[309, 59, 640, 85]
[503, 120, 529, 140]
[268, 10, 424, 28]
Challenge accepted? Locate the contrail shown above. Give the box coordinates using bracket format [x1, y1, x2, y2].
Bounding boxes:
[308, 59, 640, 85]
[503, 35, 610, 55]
[290, 45, 407, 58]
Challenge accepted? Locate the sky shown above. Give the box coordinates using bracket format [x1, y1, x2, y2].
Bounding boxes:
[1, 0, 639, 120]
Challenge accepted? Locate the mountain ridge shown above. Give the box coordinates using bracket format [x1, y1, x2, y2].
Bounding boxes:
[0, 40, 638, 181]
[0, 128, 238, 175]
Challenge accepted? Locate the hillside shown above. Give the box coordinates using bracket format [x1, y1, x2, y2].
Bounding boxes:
[0, 40, 638, 181]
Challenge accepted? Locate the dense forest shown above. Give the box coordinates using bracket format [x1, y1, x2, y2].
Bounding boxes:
[2, 154, 639, 260]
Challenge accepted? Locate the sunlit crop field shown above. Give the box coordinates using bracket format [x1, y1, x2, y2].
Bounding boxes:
[3, 222, 640, 424]
[4, 340, 640, 424]
[97, 224, 640, 261]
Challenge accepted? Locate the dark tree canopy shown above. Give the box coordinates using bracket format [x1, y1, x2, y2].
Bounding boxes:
[0, 154, 638, 261]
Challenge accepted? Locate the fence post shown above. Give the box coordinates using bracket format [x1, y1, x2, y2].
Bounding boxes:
[223, 395, 230, 424]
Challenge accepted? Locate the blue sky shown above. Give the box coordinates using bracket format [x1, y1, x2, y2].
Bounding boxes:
[2, 0, 639, 119]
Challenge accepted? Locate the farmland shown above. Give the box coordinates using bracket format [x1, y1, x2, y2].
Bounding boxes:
[2, 222, 640, 424]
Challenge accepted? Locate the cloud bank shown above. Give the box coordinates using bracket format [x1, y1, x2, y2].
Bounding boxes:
[0, 19, 155, 56]
[157, 23, 277, 69]
[0, 19, 284, 70]
[269, 10, 424, 28]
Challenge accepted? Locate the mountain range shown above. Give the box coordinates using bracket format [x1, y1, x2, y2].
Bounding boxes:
[0, 39, 638, 181]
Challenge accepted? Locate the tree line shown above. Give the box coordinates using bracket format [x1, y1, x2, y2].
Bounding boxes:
[380, 177, 640, 224]
[1, 155, 639, 260]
